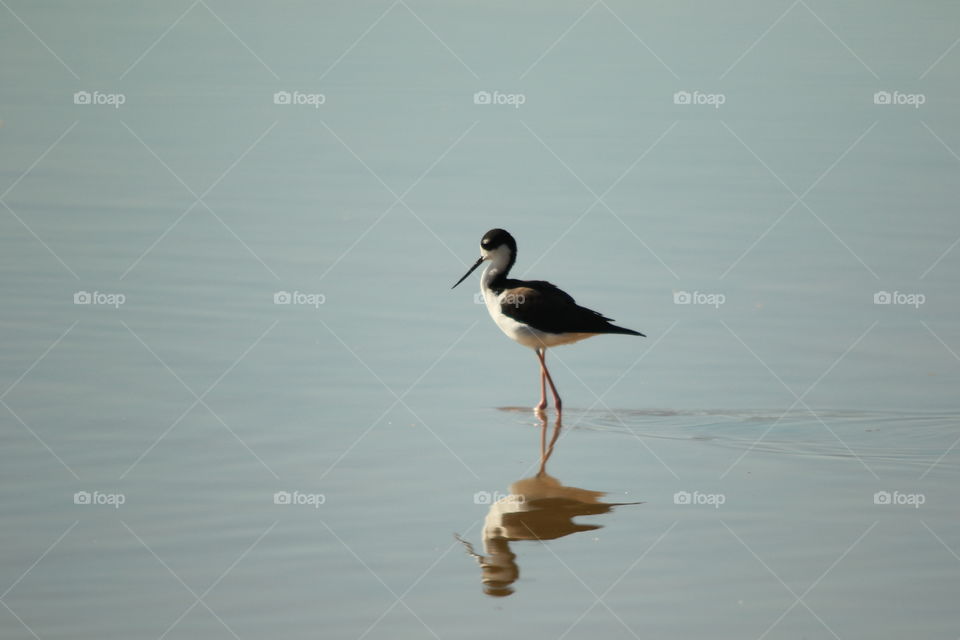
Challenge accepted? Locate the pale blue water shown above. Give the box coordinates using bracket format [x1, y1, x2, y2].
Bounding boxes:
[2, 2, 960, 638]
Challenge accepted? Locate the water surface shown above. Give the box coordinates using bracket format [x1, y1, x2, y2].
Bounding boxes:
[2, 1, 959, 638]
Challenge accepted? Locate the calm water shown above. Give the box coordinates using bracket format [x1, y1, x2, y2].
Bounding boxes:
[2, 1, 960, 638]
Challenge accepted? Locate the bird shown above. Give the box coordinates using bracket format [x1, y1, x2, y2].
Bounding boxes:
[452, 228, 644, 412]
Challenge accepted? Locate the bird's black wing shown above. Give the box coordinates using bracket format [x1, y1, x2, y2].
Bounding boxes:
[499, 280, 639, 335]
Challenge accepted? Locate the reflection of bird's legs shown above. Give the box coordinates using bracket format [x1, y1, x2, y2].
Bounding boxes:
[536, 348, 562, 411]
[538, 411, 548, 474]
[538, 411, 563, 476]
[535, 348, 547, 411]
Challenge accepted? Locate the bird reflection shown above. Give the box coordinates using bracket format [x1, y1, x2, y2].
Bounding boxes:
[457, 412, 642, 597]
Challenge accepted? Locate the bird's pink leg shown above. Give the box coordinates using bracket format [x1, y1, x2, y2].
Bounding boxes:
[536, 348, 562, 412]
[535, 348, 547, 411]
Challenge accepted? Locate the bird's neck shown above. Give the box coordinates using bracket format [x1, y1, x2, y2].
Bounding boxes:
[481, 248, 516, 293]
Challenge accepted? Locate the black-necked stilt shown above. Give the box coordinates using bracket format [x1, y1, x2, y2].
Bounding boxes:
[452, 228, 645, 412]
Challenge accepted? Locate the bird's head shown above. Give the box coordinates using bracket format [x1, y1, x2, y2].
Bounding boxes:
[452, 228, 517, 288]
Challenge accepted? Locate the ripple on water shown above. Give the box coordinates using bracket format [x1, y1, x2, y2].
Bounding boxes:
[499, 407, 960, 472]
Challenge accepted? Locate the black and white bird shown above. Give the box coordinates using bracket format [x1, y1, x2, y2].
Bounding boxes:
[452, 228, 644, 412]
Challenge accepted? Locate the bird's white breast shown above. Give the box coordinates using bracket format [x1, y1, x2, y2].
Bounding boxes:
[481, 286, 595, 349]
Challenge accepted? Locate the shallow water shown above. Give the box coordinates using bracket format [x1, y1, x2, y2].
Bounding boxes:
[2, 1, 960, 638]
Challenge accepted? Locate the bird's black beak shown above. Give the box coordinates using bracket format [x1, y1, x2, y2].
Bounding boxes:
[452, 257, 484, 289]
